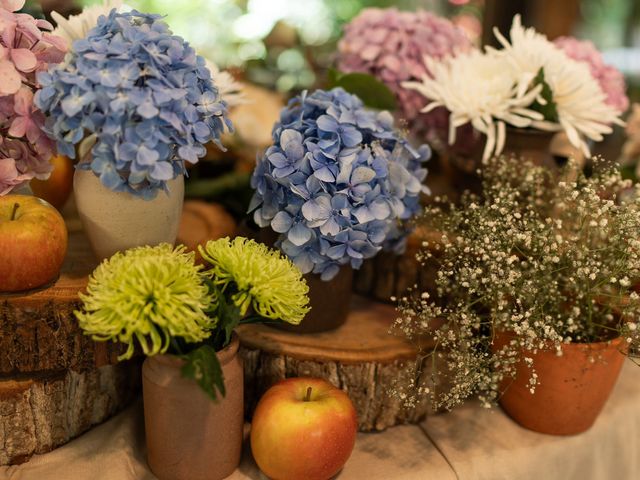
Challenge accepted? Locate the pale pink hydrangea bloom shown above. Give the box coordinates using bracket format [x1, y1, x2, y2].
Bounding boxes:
[554, 36, 628, 114]
[337, 8, 472, 137]
[0, 0, 66, 195]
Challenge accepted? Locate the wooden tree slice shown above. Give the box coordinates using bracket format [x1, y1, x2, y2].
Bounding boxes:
[238, 296, 435, 431]
[0, 361, 140, 465]
[0, 230, 125, 374]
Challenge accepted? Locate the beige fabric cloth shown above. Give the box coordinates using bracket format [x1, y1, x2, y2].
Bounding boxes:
[422, 361, 640, 480]
[2, 362, 640, 480]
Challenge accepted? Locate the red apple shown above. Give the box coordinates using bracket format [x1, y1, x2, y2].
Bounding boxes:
[30, 154, 74, 211]
[0, 195, 68, 292]
[250, 377, 358, 480]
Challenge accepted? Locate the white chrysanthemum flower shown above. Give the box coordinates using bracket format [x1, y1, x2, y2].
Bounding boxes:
[204, 59, 246, 109]
[403, 50, 544, 161]
[492, 15, 624, 157]
[51, 0, 123, 48]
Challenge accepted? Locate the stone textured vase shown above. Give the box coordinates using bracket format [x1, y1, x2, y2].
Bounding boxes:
[278, 266, 353, 334]
[142, 334, 244, 480]
[493, 333, 626, 435]
[73, 168, 184, 261]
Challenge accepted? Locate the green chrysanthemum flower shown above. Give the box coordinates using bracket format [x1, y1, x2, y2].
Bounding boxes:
[76, 244, 214, 360]
[199, 237, 310, 325]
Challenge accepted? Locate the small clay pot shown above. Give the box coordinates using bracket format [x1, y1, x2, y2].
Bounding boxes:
[493, 333, 626, 435]
[142, 334, 243, 480]
[276, 266, 353, 334]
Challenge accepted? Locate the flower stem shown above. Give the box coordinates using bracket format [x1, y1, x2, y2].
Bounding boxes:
[10, 203, 19, 221]
[304, 386, 313, 402]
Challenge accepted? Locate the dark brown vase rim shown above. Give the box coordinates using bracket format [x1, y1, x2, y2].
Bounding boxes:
[147, 332, 240, 368]
[504, 127, 556, 137]
[494, 332, 626, 352]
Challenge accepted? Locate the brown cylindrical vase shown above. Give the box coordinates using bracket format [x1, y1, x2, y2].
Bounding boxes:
[142, 334, 244, 480]
[448, 127, 556, 175]
[493, 334, 626, 435]
[276, 266, 353, 334]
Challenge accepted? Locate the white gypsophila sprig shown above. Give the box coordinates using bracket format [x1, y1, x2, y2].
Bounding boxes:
[403, 50, 544, 162]
[492, 15, 624, 157]
[392, 156, 640, 411]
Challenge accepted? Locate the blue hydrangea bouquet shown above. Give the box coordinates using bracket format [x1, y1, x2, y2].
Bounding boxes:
[35, 9, 232, 200]
[250, 88, 430, 281]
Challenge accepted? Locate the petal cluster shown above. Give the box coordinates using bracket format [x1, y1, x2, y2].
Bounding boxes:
[337, 7, 471, 136]
[0, 0, 66, 195]
[76, 244, 214, 360]
[554, 36, 628, 114]
[493, 16, 624, 157]
[35, 10, 232, 199]
[51, 0, 123, 49]
[250, 88, 430, 281]
[404, 15, 625, 160]
[404, 50, 544, 162]
[199, 236, 310, 325]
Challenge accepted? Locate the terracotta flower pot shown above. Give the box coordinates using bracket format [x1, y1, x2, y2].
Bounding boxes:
[142, 334, 244, 480]
[276, 266, 353, 334]
[493, 333, 626, 435]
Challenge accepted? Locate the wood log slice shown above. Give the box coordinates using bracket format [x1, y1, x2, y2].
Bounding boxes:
[0, 361, 140, 465]
[238, 296, 434, 432]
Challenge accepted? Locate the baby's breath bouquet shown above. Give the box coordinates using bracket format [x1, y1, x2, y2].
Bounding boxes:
[76, 238, 309, 400]
[394, 156, 640, 410]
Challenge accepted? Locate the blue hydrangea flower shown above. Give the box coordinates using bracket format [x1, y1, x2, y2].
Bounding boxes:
[250, 88, 430, 281]
[35, 10, 232, 199]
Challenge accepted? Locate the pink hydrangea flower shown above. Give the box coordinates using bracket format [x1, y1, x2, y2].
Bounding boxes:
[337, 8, 472, 138]
[0, 0, 65, 195]
[554, 36, 628, 114]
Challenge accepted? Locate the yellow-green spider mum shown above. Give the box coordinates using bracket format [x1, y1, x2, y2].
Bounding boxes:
[199, 237, 310, 325]
[76, 244, 215, 360]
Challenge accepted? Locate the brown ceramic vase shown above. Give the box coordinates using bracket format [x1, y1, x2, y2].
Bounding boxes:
[449, 127, 556, 175]
[142, 334, 244, 480]
[276, 266, 353, 333]
[493, 333, 626, 435]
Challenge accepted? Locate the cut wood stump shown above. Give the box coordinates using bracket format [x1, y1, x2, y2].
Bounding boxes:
[354, 227, 443, 304]
[0, 361, 140, 465]
[238, 296, 434, 432]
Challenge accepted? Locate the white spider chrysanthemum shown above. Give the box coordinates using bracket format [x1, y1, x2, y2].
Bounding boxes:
[403, 50, 544, 161]
[51, 0, 123, 47]
[492, 15, 624, 157]
[205, 59, 246, 109]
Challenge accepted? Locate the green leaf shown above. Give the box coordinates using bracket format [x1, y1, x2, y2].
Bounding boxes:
[530, 67, 558, 122]
[327, 70, 397, 111]
[185, 172, 251, 199]
[216, 295, 241, 347]
[181, 344, 225, 402]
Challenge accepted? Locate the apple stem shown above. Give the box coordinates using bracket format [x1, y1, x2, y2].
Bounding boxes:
[304, 386, 312, 402]
[10, 203, 19, 221]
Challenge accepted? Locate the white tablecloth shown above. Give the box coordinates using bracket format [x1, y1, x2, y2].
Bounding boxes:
[3, 362, 640, 480]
